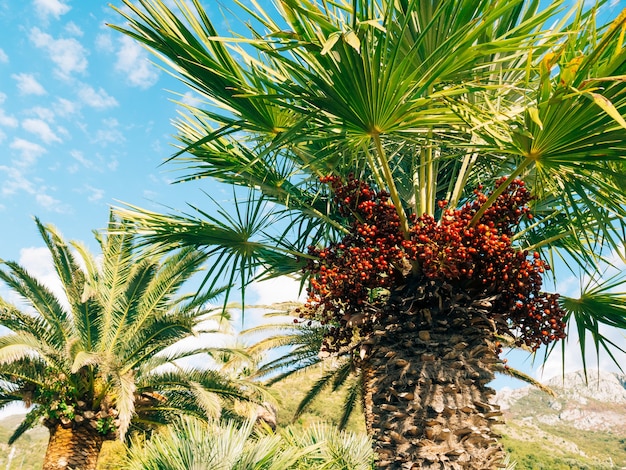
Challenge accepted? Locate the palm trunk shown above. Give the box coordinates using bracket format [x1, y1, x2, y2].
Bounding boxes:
[42, 423, 105, 470]
[360, 279, 506, 469]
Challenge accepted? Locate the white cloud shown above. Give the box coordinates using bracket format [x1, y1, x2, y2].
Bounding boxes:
[248, 275, 306, 306]
[78, 84, 118, 109]
[537, 323, 626, 383]
[0, 109, 18, 128]
[115, 36, 159, 89]
[54, 98, 78, 117]
[0, 165, 36, 196]
[33, 0, 71, 20]
[70, 149, 93, 169]
[91, 118, 124, 146]
[22, 118, 62, 144]
[0, 165, 68, 213]
[36, 192, 66, 212]
[83, 184, 105, 202]
[0, 48, 8, 63]
[26, 106, 56, 122]
[0, 92, 6, 104]
[30, 27, 88, 79]
[95, 33, 115, 53]
[9, 138, 47, 167]
[12, 73, 47, 95]
[64, 21, 83, 37]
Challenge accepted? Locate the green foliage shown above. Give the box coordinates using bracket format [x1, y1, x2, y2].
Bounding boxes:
[501, 433, 618, 470]
[96, 417, 115, 436]
[124, 417, 375, 470]
[269, 364, 366, 434]
[110, 0, 626, 377]
[0, 213, 264, 449]
[0, 415, 47, 470]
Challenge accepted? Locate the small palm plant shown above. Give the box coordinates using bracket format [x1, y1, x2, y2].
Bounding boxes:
[0, 215, 264, 470]
[124, 416, 375, 470]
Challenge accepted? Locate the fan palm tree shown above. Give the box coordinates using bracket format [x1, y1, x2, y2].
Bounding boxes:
[110, 0, 626, 468]
[0, 215, 265, 470]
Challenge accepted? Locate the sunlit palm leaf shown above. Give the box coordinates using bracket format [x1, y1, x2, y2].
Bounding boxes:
[560, 273, 626, 375]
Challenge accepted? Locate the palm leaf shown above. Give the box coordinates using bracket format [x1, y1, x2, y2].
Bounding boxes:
[8, 406, 45, 445]
[560, 272, 626, 375]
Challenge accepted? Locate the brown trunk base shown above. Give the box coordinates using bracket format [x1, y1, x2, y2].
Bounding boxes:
[43, 423, 105, 470]
[360, 280, 507, 469]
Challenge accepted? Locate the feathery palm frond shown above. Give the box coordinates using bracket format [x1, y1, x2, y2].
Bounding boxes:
[0, 212, 266, 449]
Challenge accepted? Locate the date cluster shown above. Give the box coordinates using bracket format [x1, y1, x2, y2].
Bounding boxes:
[301, 175, 567, 353]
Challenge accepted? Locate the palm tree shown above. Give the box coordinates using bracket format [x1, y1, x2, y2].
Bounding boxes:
[124, 416, 374, 470]
[110, 0, 626, 468]
[0, 215, 265, 470]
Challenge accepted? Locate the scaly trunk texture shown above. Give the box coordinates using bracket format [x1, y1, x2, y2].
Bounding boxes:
[359, 279, 506, 469]
[42, 423, 105, 470]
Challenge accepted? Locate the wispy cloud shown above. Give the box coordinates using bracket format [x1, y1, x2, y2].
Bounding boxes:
[95, 33, 115, 53]
[12, 73, 47, 95]
[0, 166, 35, 196]
[9, 138, 47, 167]
[64, 21, 83, 37]
[180, 91, 204, 107]
[33, 0, 71, 20]
[79, 184, 105, 202]
[29, 27, 88, 79]
[22, 118, 62, 144]
[115, 36, 159, 89]
[0, 48, 8, 63]
[92, 118, 125, 146]
[68, 149, 106, 174]
[0, 109, 18, 128]
[36, 192, 67, 212]
[26, 106, 56, 122]
[78, 84, 118, 109]
[54, 98, 78, 117]
[0, 164, 69, 213]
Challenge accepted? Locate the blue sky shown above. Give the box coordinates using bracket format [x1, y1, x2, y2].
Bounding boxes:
[0, 0, 625, 397]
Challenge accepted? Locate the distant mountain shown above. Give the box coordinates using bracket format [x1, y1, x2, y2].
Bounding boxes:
[495, 370, 626, 469]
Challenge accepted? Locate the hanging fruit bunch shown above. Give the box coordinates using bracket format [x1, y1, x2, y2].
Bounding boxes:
[301, 175, 566, 353]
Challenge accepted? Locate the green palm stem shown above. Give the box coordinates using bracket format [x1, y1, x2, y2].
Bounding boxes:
[420, 106, 437, 218]
[469, 156, 534, 226]
[364, 146, 387, 195]
[447, 151, 478, 210]
[371, 133, 410, 237]
[418, 141, 430, 217]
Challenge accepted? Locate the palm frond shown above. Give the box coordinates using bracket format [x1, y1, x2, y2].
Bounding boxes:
[559, 272, 626, 374]
[8, 405, 45, 445]
[0, 261, 71, 349]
